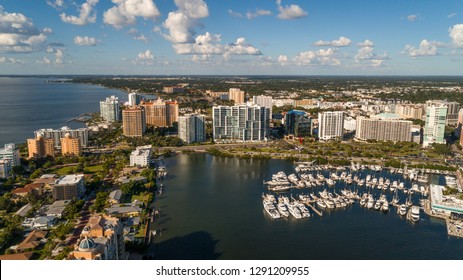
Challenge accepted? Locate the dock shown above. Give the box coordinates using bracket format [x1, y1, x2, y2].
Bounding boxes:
[303, 201, 323, 217]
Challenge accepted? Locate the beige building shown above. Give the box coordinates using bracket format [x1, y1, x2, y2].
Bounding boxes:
[356, 116, 412, 142]
[122, 107, 146, 137]
[229, 88, 245, 104]
[60, 133, 81, 156]
[140, 99, 178, 127]
[27, 135, 55, 159]
[395, 104, 424, 120]
[70, 215, 125, 260]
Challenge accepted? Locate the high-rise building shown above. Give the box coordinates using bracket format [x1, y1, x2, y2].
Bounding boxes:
[178, 114, 206, 144]
[425, 100, 460, 125]
[423, 105, 447, 147]
[229, 88, 245, 104]
[99, 95, 120, 122]
[355, 117, 412, 142]
[253, 95, 273, 119]
[34, 127, 89, 148]
[285, 110, 311, 137]
[0, 143, 20, 166]
[213, 105, 270, 141]
[318, 111, 344, 141]
[27, 135, 55, 159]
[395, 104, 424, 120]
[0, 159, 12, 179]
[128, 92, 142, 106]
[140, 99, 178, 127]
[60, 133, 82, 156]
[53, 174, 85, 200]
[129, 145, 152, 167]
[122, 107, 146, 137]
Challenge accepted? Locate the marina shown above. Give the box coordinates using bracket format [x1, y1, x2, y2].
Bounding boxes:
[152, 154, 463, 260]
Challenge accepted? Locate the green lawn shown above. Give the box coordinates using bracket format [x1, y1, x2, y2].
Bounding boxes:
[84, 165, 104, 174]
[53, 166, 75, 175]
[131, 194, 150, 203]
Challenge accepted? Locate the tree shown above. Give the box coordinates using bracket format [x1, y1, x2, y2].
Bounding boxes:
[90, 192, 108, 213]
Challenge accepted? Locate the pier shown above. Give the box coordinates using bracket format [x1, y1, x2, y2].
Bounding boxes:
[304, 201, 323, 217]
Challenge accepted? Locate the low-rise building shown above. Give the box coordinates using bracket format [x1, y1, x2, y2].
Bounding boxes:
[12, 183, 45, 198]
[430, 184, 463, 216]
[108, 190, 122, 205]
[129, 145, 152, 167]
[105, 201, 143, 217]
[0, 159, 12, 179]
[53, 174, 85, 201]
[15, 230, 47, 253]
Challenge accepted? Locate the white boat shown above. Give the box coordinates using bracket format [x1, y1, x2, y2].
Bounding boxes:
[263, 200, 281, 219]
[360, 194, 367, 207]
[398, 182, 405, 190]
[316, 200, 327, 208]
[367, 195, 375, 209]
[287, 203, 302, 219]
[398, 204, 407, 216]
[374, 200, 382, 210]
[319, 190, 329, 199]
[325, 199, 335, 209]
[268, 185, 291, 192]
[326, 178, 335, 186]
[410, 206, 420, 222]
[295, 202, 310, 218]
[277, 200, 290, 217]
[381, 200, 389, 212]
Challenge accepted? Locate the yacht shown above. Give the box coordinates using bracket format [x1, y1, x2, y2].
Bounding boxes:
[374, 200, 382, 210]
[287, 203, 303, 219]
[316, 199, 327, 209]
[367, 195, 375, 209]
[295, 202, 311, 218]
[277, 199, 290, 217]
[381, 200, 389, 212]
[409, 206, 420, 222]
[326, 178, 335, 186]
[398, 204, 407, 216]
[398, 182, 405, 190]
[263, 200, 281, 219]
[319, 190, 330, 199]
[268, 185, 291, 192]
[325, 199, 335, 209]
[359, 194, 367, 207]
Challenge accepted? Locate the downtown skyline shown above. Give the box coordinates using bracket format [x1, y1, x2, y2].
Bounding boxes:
[1, 0, 463, 75]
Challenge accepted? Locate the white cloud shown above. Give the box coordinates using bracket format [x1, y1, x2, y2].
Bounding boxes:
[74, 35, 99, 46]
[226, 37, 262, 55]
[135, 49, 155, 65]
[36, 56, 51, 64]
[60, 0, 98, 25]
[276, 0, 307, 20]
[293, 48, 340, 66]
[407, 14, 418, 22]
[448, 13, 457, 19]
[134, 34, 148, 43]
[246, 9, 272, 19]
[404, 40, 442, 57]
[0, 56, 21, 64]
[357, 39, 374, 47]
[278, 55, 288, 64]
[47, 0, 65, 9]
[163, 11, 196, 44]
[42, 27, 53, 34]
[355, 40, 387, 67]
[228, 9, 242, 18]
[314, 36, 351, 47]
[0, 6, 49, 53]
[104, 0, 161, 29]
[174, 0, 208, 19]
[55, 49, 64, 64]
[449, 24, 463, 48]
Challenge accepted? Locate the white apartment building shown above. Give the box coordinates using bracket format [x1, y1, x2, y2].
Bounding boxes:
[129, 145, 152, 167]
[318, 111, 344, 141]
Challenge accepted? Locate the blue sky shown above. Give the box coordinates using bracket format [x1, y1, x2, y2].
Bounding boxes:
[1, 0, 463, 75]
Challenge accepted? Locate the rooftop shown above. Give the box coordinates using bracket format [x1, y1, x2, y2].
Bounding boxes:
[372, 112, 402, 120]
[55, 174, 84, 186]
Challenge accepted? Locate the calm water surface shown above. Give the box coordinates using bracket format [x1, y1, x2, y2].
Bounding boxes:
[0, 77, 127, 145]
[153, 153, 463, 260]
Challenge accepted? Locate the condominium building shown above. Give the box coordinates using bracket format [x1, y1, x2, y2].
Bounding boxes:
[0, 159, 12, 179]
[34, 127, 89, 148]
[213, 104, 270, 141]
[163, 86, 184, 93]
[99, 95, 120, 122]
[128, 92, 142, 106]
[140, 99, 178, 127]
[53, 174, 85, 201]
[229, 88, 245, 104]
[318, 111, 344, 141]
[129, 145, 152, 167]
[27, 135, 55, 159]
[285, 110, 311, 137]
[425, 100, 460, 125]
[60, 133, 82, 156]
[395, 104, 424, 120]
[0, 143, 20, 166]
[122, 107, 146, 137]
[356, 117, 412, 142]
[423, 105, 447, 147]
[253, 95, 273, 118]
[178, 114, 206, 144]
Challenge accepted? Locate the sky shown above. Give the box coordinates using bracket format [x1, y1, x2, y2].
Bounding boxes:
[1, 0, 463, 75]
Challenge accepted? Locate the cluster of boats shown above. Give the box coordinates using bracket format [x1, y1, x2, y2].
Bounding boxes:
[265, 170, 430, 196]
[262, 194, 310, 219]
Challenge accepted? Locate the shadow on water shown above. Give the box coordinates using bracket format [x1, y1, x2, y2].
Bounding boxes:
[154, 231, 221, 260]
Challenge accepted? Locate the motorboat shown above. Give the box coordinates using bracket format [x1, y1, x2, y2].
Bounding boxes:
[398, 204, 407, 216]
[409, 206, 420, 222]
[381, 200, 389, 212]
